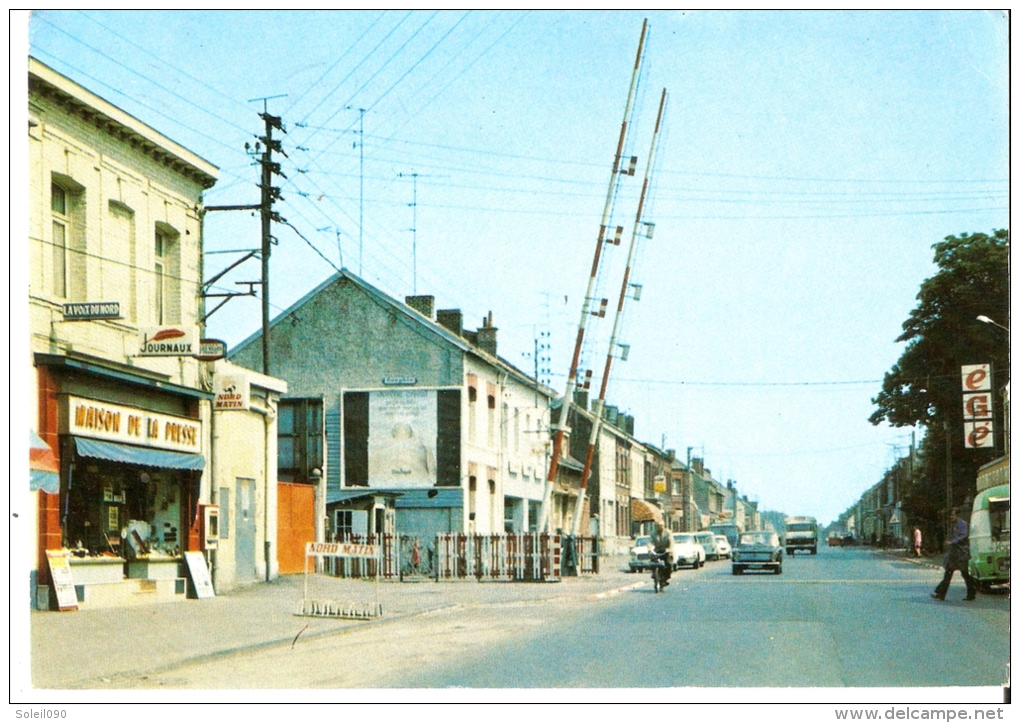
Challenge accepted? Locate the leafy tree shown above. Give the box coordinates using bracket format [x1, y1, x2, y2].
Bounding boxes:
[870, 229, 1009, 540]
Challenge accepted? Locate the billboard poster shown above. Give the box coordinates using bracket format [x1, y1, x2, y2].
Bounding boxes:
[368, 389, 438, 488]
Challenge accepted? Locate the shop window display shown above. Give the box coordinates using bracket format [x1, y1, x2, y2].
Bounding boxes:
[64, 462, 184, 559]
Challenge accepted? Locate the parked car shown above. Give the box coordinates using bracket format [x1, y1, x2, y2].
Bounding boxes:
[695, 531, 722, 561]
[629, 535, 656, 572]
[713, 534, 732, 559]
[732, 530, 784, 575]
[672, 532, 705, 569]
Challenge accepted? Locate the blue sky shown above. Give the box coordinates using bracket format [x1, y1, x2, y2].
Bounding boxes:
[20, 10, 1009, 525]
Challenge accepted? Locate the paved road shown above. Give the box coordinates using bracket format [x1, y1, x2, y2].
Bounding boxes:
[54, 546, 1007, 690]
[380, 545, 1009, 688]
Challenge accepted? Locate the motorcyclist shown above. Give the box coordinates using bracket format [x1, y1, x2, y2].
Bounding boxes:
[650, 522, 673, 587]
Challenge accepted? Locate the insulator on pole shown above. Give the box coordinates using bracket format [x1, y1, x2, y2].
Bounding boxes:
[610, 226, 623, 246]
[617, 343, 630, 361]
[627, 156, 638, 175]
[643, 221, 655, 239]
[628, 283, 642, 301]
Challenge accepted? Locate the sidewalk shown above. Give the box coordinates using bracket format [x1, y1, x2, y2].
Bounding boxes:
[871, 546, 945, 570]
[30, 554, 642, 689]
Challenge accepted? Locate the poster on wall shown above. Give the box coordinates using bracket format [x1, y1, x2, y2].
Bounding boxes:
[368, 390, 437, 488]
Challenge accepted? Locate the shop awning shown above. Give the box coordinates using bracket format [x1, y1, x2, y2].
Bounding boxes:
[74, 437, 205, 471]
[631, 498, 664, 525]
[30, 430, 60, 493]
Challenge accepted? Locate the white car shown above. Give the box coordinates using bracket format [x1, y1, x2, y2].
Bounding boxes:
[714, 534, 732, 559]
[671, 532, 706, 569]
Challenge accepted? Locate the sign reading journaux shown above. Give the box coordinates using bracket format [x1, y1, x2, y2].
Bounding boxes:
[138, 326, 199, 356]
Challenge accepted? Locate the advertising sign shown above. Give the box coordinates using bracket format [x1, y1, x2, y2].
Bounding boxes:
[213, 373, 250, 411]
[65, 395, 202, 453]
[195, 339, 227, 361]
[62, 302, 121, 321]
[962, 392, 992, 421]
[367, 389, 437, 488]
[965, 421, 995, 449]
[305, 541, 379, 558]
[45, 550, 78, 611]
[961, 364, 992, 392]
[138, 326, 199, 356]
[961, 364, 994, 449]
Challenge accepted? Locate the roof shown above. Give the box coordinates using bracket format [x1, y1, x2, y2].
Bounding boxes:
[29, 58, 218, 189]
[229, 268, 557, 396]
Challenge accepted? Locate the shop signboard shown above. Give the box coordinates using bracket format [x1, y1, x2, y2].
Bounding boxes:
[195, 339, 227, 361]
[138, 326, 199, 356]
[305, 541, 379, 558]
[45, 550, 78, 611]
[65, 395, 202, 454]
[213, 373, 250, 411]
[62, 302, 121, 321]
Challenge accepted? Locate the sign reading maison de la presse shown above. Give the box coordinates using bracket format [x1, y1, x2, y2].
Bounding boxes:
[66, 395, 202, 454]
[138, 326, 199, 356]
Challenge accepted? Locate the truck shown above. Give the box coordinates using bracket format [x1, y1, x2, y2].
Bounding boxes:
[784, 516, 818, 555]
[969, 484, 1009, 591]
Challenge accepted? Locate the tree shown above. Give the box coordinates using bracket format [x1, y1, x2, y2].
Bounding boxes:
[870, 229, 1009, 536]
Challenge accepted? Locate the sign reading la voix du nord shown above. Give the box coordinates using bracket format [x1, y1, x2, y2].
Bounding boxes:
[62, 302, 121, 321]
[65, 395, 202, 453]
[138, 326, 199, 356]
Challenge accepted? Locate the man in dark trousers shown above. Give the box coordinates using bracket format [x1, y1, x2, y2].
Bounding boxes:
[931, 508, 977, 601]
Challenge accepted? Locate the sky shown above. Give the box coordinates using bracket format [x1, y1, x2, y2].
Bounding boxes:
[20, 10, 1009, 526]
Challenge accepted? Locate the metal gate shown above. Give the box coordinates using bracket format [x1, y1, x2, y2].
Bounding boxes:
[435, 533, 563, 582]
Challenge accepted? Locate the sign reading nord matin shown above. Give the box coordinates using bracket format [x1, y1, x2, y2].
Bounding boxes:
[63, 302, 121, 320]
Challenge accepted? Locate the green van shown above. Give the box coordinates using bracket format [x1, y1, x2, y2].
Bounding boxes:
[968, 483, 1010, 591]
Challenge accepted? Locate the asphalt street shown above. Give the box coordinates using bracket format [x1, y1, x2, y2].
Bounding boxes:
[382, 546, 1010, 688]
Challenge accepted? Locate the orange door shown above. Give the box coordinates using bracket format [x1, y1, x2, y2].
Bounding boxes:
[277, 482, 316, 574]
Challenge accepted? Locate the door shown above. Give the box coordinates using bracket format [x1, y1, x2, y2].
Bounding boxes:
[277, 482, 316, 574]
[236, 478, 256, 582]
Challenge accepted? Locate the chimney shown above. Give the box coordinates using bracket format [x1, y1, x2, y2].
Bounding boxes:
[624, 415, 634, 436]
[692, 457, 704, 476]
[604, 405, 618, 425]
[405, 295, 435, 319]
[477, 311, 497, 356]
[665, 449, 676, 460]
[573, 390, 588, 411]
[436, 309, 463, 336]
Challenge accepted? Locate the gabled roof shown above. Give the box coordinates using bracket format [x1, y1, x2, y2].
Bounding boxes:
[229, 268, 557, 396]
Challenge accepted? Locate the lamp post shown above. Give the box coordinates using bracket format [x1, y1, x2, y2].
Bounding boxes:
[977, 315, 1009, 333]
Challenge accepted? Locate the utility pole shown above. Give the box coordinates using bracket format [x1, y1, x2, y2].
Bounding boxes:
[346, 107, 365, 275]
[397, 171, 447, 295]
[256, 103, 287, 376]
[541, 18, 648, 534]
[571, 87, 667, 537]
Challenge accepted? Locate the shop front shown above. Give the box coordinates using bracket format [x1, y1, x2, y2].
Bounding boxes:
[48, 391, 207, 609]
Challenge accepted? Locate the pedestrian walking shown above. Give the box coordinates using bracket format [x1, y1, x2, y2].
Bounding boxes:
[931, 508, 976, 601]
[912, 526, 922, 557]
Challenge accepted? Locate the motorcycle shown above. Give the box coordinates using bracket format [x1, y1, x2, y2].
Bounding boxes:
[649, 550, 671, 593]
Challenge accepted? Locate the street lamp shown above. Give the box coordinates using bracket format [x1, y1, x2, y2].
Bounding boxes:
[976, 315, 1009, 333]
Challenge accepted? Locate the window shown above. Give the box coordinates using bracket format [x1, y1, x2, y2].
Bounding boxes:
[501, 402, 509, 449]
[154, 229, 166, 324]
[277, 398, 323, 483]
[513, 408, 520, 454]
[335, 510, 353, 539]
[487, 393, 496, 446]
[468, 384, 477, 443]
[51, 183, 68, 297]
